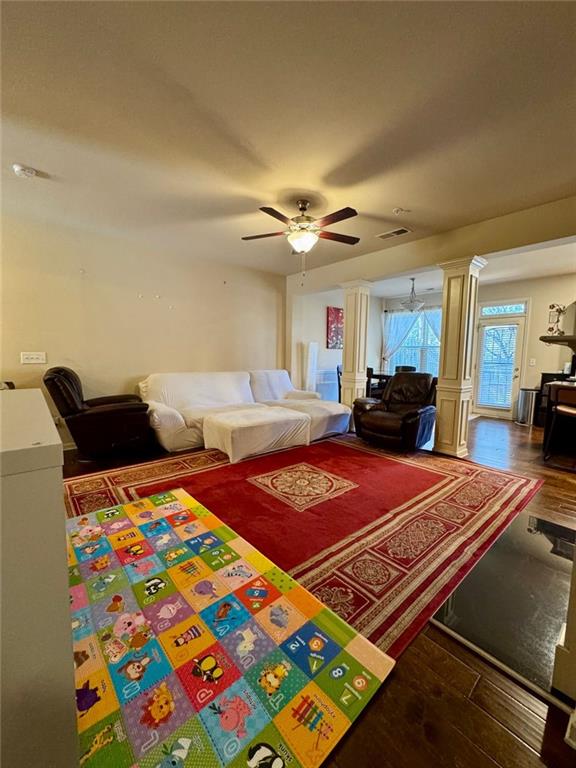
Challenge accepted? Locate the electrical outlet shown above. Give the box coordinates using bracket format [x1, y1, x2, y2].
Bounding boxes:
[20, 352, 46, 364]
[529, 358, 536, 367]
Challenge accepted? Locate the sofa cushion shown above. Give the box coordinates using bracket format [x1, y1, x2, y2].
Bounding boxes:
[262, 399, 351, 441]
[203, 407, 310, 463]
[179, 403, 266, 429]
[139, 372, 255, 412]
[249, 370, 295, 402]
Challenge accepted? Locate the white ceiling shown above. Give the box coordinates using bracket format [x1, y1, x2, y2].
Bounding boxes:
[2, 2, 576, 275]
[371, 241, 576, 298]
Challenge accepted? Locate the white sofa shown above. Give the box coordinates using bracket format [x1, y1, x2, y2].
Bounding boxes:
[139, 370, 351, 454]
[139, 372, 267, 452]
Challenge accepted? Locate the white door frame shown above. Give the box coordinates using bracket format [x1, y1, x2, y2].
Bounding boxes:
[472, 301, 529, 419]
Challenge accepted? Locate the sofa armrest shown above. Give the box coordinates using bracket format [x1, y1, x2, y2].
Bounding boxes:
[85, 394, 142, 407]
[146, 400, 185, 430]
[285, 389, 321, 400]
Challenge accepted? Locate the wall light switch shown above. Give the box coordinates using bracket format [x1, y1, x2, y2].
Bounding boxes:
[529, 358, 536, 367]
[20, 352, 47, 364]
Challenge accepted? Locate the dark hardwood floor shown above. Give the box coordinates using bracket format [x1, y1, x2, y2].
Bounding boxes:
[64, 418, 576, 767]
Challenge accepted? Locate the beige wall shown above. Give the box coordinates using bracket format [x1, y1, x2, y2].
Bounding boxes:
[1, 215, 285, 404]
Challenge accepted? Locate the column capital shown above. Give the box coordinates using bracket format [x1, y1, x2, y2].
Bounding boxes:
[437, 255, 487, 272]
[339, 280, 372, 291]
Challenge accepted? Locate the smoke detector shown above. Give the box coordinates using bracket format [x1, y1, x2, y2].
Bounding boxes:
[12, 163, 37, 179]
[392, 207, 411, 216]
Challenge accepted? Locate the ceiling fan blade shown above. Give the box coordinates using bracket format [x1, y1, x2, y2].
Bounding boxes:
[259, 206, 292, 225]
[241, 231, 285, 240]
[314, 206, 358, 228]
[318, 231, 360, 245]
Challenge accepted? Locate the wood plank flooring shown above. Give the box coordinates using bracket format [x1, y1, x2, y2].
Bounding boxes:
[64, 417, 576, 767]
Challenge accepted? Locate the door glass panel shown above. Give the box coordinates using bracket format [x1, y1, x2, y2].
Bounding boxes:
[477, 324, 518, 408]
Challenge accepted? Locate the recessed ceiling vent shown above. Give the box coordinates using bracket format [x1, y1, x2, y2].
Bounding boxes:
[376, 227, 412, 241]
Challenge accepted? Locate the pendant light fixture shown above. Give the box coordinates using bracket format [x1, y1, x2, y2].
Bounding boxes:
[400, 278, 424, 312]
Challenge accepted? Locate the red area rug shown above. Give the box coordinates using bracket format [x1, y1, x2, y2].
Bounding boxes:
[64, 437, 541, 657]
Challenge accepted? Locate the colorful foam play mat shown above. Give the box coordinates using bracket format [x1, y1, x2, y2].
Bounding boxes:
[68, 488, 394, 767]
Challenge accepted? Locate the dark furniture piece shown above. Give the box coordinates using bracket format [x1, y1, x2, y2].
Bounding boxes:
[395, 365, 417, 372]
[354, 372, 437, 451]
[43, 366, 153, 457]
[366, 367, 392, 399]
[534, 372, 571, 427]
[336, 364, 342, 403]
[543, 381, 576, 463]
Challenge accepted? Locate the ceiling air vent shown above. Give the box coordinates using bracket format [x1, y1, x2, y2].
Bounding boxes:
[376, 227, 411, 240]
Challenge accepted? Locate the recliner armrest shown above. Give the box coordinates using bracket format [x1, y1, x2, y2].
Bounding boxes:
[285, 390, 321, 400]
[85, 394, 142, 407]
[401, 405, 436, 422]
[70, 401, 148, 417]
[353, 398, 383, 414]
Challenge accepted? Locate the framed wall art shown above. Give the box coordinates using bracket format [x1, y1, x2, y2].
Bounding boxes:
[326, 306, 344, 349]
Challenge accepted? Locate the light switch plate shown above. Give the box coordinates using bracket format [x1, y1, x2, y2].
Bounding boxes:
[529, 358, 536, 367]
[20, 352, 47, 364]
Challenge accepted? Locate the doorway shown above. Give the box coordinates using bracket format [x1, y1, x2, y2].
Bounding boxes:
[473, 302, 527, 419]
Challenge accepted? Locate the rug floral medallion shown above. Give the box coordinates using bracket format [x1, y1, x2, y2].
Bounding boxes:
[247, 462, 358, 511]
[64, 437, 542, 658]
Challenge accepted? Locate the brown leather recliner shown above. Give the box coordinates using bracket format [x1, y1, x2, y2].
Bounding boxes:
[353, 372, 437, 451]
[43, 366, 154, 457]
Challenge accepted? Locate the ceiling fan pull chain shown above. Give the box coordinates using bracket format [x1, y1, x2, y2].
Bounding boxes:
[300, 252, 306, 287]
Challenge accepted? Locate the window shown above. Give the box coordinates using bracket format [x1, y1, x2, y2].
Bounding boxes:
[480, 302, 527, 317]
[387, 309, 441, 376]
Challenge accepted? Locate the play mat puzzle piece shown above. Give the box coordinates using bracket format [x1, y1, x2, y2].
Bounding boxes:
[67, 487, 395, 767]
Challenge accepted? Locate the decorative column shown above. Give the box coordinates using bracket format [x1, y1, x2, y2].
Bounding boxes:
[340, 281, 371, 409]
[434, 256, 486, 457]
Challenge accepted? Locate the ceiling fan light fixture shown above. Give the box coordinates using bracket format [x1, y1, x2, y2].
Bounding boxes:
[400, 277, 425, 313]
[286, 230, 319, 254]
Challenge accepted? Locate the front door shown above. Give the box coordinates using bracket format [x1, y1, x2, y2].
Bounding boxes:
[473, 317, 525, 419]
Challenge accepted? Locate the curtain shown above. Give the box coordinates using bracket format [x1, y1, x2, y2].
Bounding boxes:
[381, 310, 420, 369]
[423, 306, 442, 341]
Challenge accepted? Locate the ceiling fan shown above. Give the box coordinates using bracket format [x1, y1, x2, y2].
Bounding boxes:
[241, 199, 360, 254]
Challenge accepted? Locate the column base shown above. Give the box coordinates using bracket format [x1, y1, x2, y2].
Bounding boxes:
[433, 444, 469, 459]
[433, 385, 472, 458]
